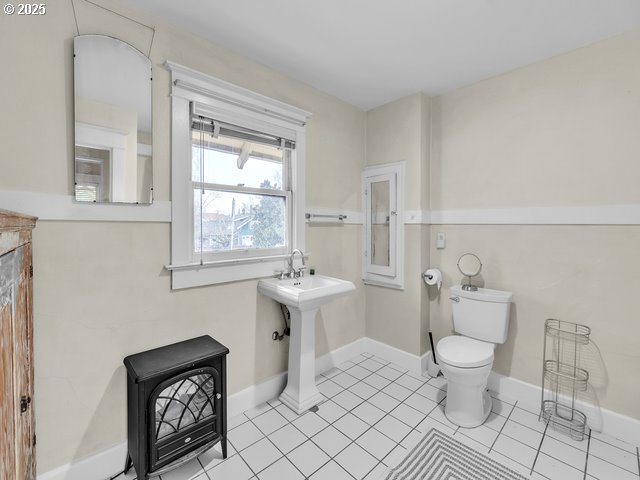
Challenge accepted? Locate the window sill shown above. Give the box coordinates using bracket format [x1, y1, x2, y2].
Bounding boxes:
[166, 253, 310, 289]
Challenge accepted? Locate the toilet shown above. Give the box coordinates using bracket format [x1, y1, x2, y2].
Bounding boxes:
[436, 285, 512, 428]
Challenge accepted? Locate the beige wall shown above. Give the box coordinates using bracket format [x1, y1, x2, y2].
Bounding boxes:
[429, 30, 640, 420]
[0, 1, 366, 473]
[364, 94, 431, 356]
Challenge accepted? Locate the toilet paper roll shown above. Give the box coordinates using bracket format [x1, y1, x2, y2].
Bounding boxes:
[423, 268, 442, 290]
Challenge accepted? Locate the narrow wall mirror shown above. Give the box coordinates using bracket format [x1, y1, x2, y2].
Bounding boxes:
[74, 35, 153, 204]
[362, 162, 404, 289]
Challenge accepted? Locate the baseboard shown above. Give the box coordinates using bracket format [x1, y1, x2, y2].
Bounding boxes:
[37, 337, 640, 479]
[488, 371, 640, 446]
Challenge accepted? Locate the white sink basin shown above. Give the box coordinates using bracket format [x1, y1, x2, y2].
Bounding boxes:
[258, 274, 356, 413]
[258, 274, 355, 311]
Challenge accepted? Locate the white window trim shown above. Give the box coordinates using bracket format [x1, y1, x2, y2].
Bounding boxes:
[362, 161, 405, 290]
[165, 61, 311, 289]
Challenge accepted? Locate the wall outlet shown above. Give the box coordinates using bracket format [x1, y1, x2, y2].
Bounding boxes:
[436, 232, 446, 249]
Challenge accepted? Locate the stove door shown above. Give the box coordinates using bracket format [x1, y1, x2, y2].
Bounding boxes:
[148, 366, 222, 472]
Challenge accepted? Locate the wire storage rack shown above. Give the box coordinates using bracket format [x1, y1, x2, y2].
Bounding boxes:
[540, 319, 591, 441]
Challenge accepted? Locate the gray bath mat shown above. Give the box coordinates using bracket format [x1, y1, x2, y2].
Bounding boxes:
[381, 428, 528, 480]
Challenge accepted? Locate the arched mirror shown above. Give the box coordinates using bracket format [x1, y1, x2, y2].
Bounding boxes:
[457, 253, 482, 291]
[74, 35, 153, 204]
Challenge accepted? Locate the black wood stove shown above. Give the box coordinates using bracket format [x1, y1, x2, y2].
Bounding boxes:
[123, 335, 229, 479]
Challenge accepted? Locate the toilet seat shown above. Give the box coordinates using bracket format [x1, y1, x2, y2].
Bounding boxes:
[437, 336, 494, 368]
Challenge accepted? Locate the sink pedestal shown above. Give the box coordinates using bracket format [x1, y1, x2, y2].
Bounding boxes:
[279, 307, 323, 414]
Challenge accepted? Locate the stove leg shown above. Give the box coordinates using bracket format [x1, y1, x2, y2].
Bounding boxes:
[222, 437, 228, 459]
[124, 453, 132, 474]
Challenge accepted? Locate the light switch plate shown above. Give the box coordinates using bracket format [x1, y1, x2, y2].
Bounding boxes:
[436, 232, 446, 249]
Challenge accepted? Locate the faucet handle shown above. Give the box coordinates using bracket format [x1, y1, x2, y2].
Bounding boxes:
[274, 270, 287, 280]
[295, 266, 307, 278]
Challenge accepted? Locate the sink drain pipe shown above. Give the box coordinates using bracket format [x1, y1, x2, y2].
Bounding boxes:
[272, 303, 291, 341]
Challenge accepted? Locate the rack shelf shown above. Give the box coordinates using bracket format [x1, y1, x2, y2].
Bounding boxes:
[540, 318, 590, 441]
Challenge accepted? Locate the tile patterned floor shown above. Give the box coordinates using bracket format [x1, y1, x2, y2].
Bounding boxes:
[120, 353, 640, 480]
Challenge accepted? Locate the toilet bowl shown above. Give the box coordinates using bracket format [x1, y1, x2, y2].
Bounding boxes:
[436, 335, 495, 427]
[437, 285, 512, 428]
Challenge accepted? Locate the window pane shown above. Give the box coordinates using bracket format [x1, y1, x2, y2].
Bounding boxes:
[194, 189, 286, 253]
[191, 132, 284, 190]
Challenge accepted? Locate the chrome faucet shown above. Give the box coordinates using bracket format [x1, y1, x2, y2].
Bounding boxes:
[287, 249, 306, 278]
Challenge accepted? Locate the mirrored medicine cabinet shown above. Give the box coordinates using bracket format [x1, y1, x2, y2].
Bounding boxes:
[362, 162, 404, 289]
[73, 34, 153, 204]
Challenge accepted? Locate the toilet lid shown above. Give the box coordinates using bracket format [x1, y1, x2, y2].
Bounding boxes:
[436, 336, 494, 368]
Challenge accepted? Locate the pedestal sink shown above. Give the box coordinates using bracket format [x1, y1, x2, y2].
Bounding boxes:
[258, 275, 355, 413]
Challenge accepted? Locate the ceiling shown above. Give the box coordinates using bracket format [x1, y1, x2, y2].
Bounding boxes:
[126, 0, 640, 110]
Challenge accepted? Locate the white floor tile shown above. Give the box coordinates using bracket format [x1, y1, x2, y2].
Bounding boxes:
[377, 366, 403, 381]
[453, 430, 491, 454]
[374, 414, 412, 443]
[387, 363, 408, 373]
[352, 401, 386, 425]
[426, 404, 457, 430]
[228, 413, 250, 430]
[382, 382, 413, 401]
[322, 367, 342, 379]
[292, 412, 329, 437]
[588, 436, 639, 475]
[492, 434, 538, 470]
[312, 424, 352, 457]
[347, 364, 373, 380]
[350, 381, 378, 400]
[228, 420, 265, 451]
[257, 457, 304, 480]
[394, 374, 424, 391]
[356, 427, 397, 460]
[274, 403, 300, 421]
[415, 382, 446, 402]
[399, 429, 423, 449]
[533, 453, 583, 480]
[252, 408, 289, 436]
[390, 403, 426, 428]
[590, 430, 638, 454]
[239, 437, 282, 474]
[334, 442, 379, 479]
[207, 453, 254, 480]
[338, 360, 357, 371]
[361, 372, 391, 390]
[316, 399, 348, 424]
[332, 389, 364, 410]
[317, 379, 343, 398]
[267, 397, 282, 408]
[332, 372, 359, 389]
[427, 375, 448, 389]
[287, 440, 331, 477]
[360, 358, 385, 372]
[586, 454, 639, 480]
[415, 415, 456, 436]
[309, 460, 354, 480]
[510, 407, 546, 433]
[363, 462, 389, 480]
[160, 457, 204, 480]
[539, 434, 586, 471]
[487, 450, 532, 478]
[502, 419, 544, 449]
[544, 425, 588, 451]
[333, 412, 370, 440]
[457, 424, 498, 448]
[368, 391, 401, 413]
[490, 397, 513, 417]
[371, 356, 390, 366]
[382, 444, 407, 467]
[267, 423, 307, 454]
[484, 411, 508, 432]
[199, 441, 236, 471]
[245, 402, 273, 419]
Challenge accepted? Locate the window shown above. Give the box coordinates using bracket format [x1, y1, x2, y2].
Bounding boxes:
[191, 117, 292, 261]
[167, 62, 310, 289]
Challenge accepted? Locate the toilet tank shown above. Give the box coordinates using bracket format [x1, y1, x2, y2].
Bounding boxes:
[450, 285, 513, 344]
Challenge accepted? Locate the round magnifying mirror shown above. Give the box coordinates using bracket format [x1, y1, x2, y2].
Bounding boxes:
[457, 253, 482, 291]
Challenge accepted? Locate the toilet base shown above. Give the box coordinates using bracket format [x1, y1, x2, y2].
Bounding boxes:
[440, 361, 493, 428]
[445, 388, 492, 428]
